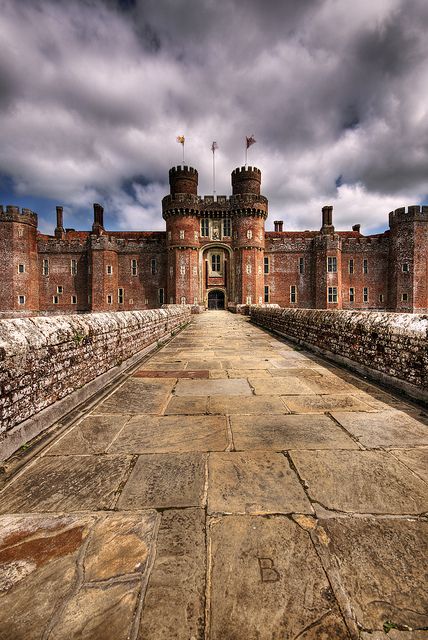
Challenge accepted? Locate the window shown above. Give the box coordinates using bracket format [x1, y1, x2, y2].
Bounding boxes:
[290, 285, 297, 303]
[201, 219, 209, 236]
[212, 254, 221, 272]
[246, 263, 252, 274]
[264, 285, 269, 303]
[129, 298, 134, 304]
[246, 296, 252, 305]
[159, 288, 164, 305]
[57, 285, 63, 294]
[328, 287, 338, 303]
[131, 259, 137, 276]
[349, 259, 354, 274]
[194, 231, 199, 242]
[53, 295, 59, 304]
[18, 295, 25, 305]
[299, 257, 305, 274]
[401, 293, 408, 302]
[379, 294, 384, 303]
[71, 259, 77, 275]
[402, 263, 409, 273]
[71, 295, 77, 304]
[179, 230, 185, 239]
[118, 288, 124, 304]
[180, 296, 186, 304]
[42, 259, 49, 276]
[264, 257, 269, 274]
[327, 257, 337, 272]
[247, 229, 253, 239]
[106, 265, 113, 275]
[180, 265, 186, 275]
[223, 218, 231, 236]
[107, 295, 113, 304]
[363, 287, 368, 303]
[151, 258, 157, 275]
[363, 258, 368, 274]
[18, 264, 25, 273]
[349, 287, 354, 303]
[18, 228, 23, 238]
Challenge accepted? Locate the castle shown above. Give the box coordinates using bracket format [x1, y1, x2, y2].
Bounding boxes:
[1, 165, 427, 315]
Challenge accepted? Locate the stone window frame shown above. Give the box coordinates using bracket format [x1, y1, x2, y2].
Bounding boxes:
[401, 292, 409, 302]
[246, 263, 252, 275]
[180, 296, 186, 304]
[57, 285, 63, 294]
[223, 218, 231, 237]
[298, 257, 304, 274]
[52, 295, 59, 305]
[107, 294, 113, 304]
[264, 285, 269, 303]
[247, 229, 253, 239]
[328, 287, 338, 303]
[379, 294, 384, 303]
[327, 256, 337, 273]
[106, 265, 113, 275]
[264, 256, 270, 274]
[18, 295, 26, 305]
[179, 230, 185, 240]
[200, 219, 209, 237]
[349, 287, 355, 303]
[363, 258, 368, 274]
[151, 258, 157, 275]
[290, 285, 297, 304]
[18, 263, 25, 274]
[211, 254, 221, 273]
[363, 287, 369, 303]
[71, 295, 77, 304]
[402, 263, 410, 273]
[194, 231, 199, 242]
[70, 259, 77, 275]
[246, 295, 252, 305]
[42, 258, 49, 276]
[180, 264, 186, 275]
[348, 258, 354, 274]
[159, 288, 165, 305]
[131, 259, 138, 276]
[117, 288, 124, 304]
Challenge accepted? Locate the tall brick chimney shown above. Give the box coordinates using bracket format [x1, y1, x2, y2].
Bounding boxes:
[274, 220, 283, 232]
[92, 203, 104, 234]
[321, 205, 334, 234]
[55, 206, 65, 239]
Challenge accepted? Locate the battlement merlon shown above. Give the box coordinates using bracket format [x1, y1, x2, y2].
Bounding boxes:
[389, 205, 428, 227]
[0, 205, 38, 227]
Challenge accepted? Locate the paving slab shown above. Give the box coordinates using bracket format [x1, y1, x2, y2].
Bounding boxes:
[138, 508, 206, 640]
[268, 367, 324, 378]
[319, 517, 428, 633]
[331, 410, 428, 448]
[391, 448, 428, 483]
[227, 368, 272, 378]
[0, 455, 131, 513]
[250, 376, 315, 395]
[164, 395, 209, 414]
[283, 394, 373, 413]
[231, 414, 359, 450]
[174, 378, 252, 396]
[44, 414, 130, 455]
[290, 450, 428, 514]
[208, 515, 350, 639]
[95, 378, 175, 414]
[117, 453, 206, 509]
[108, 415, 228, 453]
[0, 511, 158, 640]
[209, 395, 289, 415]
[208, 452, 312, 514]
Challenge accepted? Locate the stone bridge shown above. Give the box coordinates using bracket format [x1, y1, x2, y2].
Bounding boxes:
[0, 311, 427, 639]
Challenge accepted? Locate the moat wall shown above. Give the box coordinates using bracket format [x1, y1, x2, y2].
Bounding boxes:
[250, 307, 428, 404]
[0, 306, 191, 460]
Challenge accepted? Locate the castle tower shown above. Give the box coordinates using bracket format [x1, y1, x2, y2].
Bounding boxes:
[0, 205, 39, 314]
[388, 206, 428, 312]
[162, 166, 200, 304]
[230, 167, 267, 305]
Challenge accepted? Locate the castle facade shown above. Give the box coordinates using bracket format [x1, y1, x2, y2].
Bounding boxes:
[1, 165, 427, 315]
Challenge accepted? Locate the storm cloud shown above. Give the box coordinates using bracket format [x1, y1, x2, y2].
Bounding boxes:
[0, 0, 427, 234]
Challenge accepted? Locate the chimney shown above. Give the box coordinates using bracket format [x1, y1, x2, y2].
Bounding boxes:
[321, 205, 334, 233]
[54, 205, 65, 239]
[92, 203, 104, 233]
[274, 220, 283, 232]
[352, 223, 361, 233]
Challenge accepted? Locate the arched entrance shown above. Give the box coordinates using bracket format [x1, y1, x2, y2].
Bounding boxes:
[208, 289, 225, 310]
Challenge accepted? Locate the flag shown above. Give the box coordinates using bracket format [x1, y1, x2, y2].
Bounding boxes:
[176, 135, 185, 145]
[246, 135, 256, 148]
[211, 141, 218, 152]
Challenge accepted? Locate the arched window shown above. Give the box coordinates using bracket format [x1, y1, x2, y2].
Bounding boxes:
[212, 254, 221, 272]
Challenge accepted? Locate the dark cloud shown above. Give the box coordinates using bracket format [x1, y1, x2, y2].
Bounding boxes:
[0, 0, 427, 235]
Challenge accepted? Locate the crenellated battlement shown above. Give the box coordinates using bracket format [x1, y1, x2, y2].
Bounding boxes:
[169, 165, 198, 177]
[231, 166, 261, 176]
[0, 204, 38, 227]
[389, 205, 428, 227]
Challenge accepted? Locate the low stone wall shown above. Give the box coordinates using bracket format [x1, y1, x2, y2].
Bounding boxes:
[0, 306, 191, 459]
[250, 307, 428, 403]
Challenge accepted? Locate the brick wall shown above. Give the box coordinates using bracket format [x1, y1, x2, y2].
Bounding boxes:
[0, 306, 191, 454]
[250, 307, 428, 403]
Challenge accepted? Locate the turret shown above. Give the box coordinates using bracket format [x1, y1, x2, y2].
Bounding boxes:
[231, 166, 261, 196]
[169, 165, 198, 196]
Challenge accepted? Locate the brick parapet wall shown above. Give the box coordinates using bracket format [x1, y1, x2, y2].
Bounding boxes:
[0, 306, 191, 456]
[250, 307, 428, 403]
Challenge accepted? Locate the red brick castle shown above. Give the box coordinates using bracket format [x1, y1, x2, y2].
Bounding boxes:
[1, 165, 427, 314]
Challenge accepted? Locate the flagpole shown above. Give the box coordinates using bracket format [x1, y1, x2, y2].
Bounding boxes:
[213, 147, 216, 196]
[182, 141, 185, 165]
[245, 140, 247, 169]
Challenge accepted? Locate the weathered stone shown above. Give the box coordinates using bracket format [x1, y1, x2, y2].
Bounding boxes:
[138, 508, 206, 639]
[117, 453, 206, 509]
[208, 515, 350, 639]
[208, 452, 312, 514]
[331, 410, 428, 448]
[231, 414, 358, 450]
[391, 448, 428, 483]
[291, 450, 428, 514]
[283, 394, 373, 413]
[0, 455, 131, 513]
[164, 395, 209, 414]
[209, 395, 289, 415]
[109, 415, 227, 453]
[96, 378, 175, 414]
[320, 517, 428, 632]
[45, 414, 130, 455]
[250, 377, 315, 395]
[174, 378, 252, 396]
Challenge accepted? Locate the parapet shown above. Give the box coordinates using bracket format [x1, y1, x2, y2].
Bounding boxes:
[0, 205, 38, 227]
[231, 166, 261, 196]
[169, 165, 199, 196]
[389, 205, 428, 227]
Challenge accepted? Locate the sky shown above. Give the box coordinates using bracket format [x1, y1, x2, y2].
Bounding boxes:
[0, 0, 427, 236]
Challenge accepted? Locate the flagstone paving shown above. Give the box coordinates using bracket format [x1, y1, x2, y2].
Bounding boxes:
[0, 310, 427, 639]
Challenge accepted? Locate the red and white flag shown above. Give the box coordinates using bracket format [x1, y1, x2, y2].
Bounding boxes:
[246, 135, 256, 148]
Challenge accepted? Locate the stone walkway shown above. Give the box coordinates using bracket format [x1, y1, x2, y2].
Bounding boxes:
[0, 311, 427, 640]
